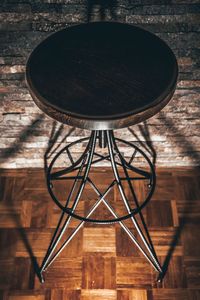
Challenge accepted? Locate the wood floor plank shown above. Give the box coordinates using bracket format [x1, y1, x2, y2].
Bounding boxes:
[81, 289, 116, 300]
[83, 227, 116, 253]
[6, 290, 47, 300]
[8, 296, 45, 300]
[35, 258, 82, 289]
[159, 256, 187, 288]
[82, 255, 116, 289]
[0, 167, 199, 299]
[117, 289, 147, 300]
[15, 229, 52, 257]
[50, 289, 81, 300]
[146, 201, 174, 227]
[151, 288, 189, 300]
[116, 227, 141, 257]
[182, 225, 200, 257]
[184, 259, 200, 288]
[116, 257, 153, 288]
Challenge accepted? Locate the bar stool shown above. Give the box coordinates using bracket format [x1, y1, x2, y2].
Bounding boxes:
[26, 22, 178, 283]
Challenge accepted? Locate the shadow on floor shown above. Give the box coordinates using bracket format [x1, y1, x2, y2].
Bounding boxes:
[160, 214, 188, 280]
[11, 214, 41, 288]
[0, 114, 45, 285]
[156, 113, 199, 280]
[128, 119, 197, 281]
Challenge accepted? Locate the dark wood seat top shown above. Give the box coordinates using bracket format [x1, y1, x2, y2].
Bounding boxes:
[26, 22, 178, 130]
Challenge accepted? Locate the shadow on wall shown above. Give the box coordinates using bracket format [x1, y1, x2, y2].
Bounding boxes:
[159, 111, 200, 164]
[44, 121, 75, 175]
[87, 0, 118, 21]
[128, 120, 157, 166]
[0, 114, 44, 166]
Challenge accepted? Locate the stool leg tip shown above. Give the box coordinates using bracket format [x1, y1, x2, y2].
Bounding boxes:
[157, 272, 164, 283]
[38, 272, 45, 284]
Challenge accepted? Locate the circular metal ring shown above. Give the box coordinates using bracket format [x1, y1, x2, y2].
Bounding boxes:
[46, 134, 155, 223]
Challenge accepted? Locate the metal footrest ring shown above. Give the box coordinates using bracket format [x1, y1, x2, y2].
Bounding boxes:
[46, 130, 156, 224]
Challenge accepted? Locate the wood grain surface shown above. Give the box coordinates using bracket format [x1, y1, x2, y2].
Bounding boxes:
[0, 167, 199, 299]
[26, 22, 178, 130]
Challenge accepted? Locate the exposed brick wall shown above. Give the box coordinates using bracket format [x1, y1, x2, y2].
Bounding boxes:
[0, 0, 200, 168]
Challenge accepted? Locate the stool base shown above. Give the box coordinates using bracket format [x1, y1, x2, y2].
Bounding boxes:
[38, 130, 163, 283]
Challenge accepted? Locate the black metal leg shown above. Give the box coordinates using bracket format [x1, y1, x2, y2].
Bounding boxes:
[40, 147, 89, 272]
[112, 134, 164, 282]
[38, 130, 163, 283]
[39, 131, 97, 281]
[106, 130, 163, 277]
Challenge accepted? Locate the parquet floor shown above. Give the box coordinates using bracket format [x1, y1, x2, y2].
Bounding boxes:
[0, 167, 200, 300]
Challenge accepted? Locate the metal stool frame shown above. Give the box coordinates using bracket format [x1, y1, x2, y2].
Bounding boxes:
[38, 130, 163, 283]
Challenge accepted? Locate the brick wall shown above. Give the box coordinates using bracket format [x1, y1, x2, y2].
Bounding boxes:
[0, 0, 200, 168]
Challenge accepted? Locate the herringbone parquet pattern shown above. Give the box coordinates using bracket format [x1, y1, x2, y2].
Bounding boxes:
[0, 168, 199, 299]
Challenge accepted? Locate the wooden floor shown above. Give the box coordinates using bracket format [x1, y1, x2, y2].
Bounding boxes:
[0, 167, 200, 300]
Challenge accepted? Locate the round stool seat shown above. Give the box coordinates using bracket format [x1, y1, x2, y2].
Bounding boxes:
[26, 22, 178, 130]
